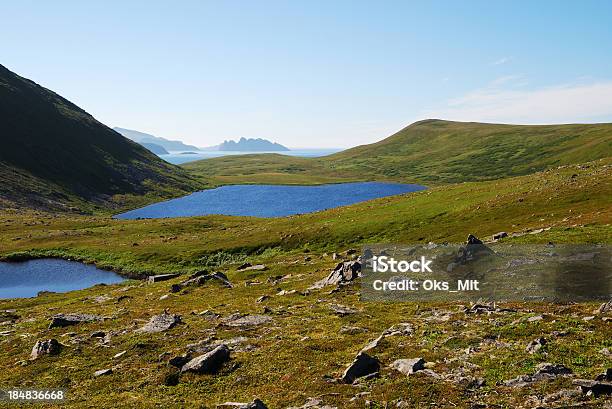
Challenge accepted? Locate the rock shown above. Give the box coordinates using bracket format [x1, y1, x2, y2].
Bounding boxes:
[525, 337, 547, 354]
[573, 379, 612, 397]
[217, 399, 268, 409]
[534, 362, 572, 377]
[94, 368, 113, 377]
[527, 315, 544, 322]
[341, 352, 380, 384]
[493, 232, 508, 240]
[90, 331, 106, 339]
[147, 273, 180, 284]
[596, 368, 612, 382]
[222, 314, 272, 327]
[329, 304, 357, 316]
[48, 313, 102, 329]
[181, 344, 230, 374]
[171, 271, 233, 292]
[466, 234, 483, 245]
[237, 264, 267, 272]
[390, 358, 425, 375]
[136, 312, 182, 333]
[594, 300, 612, 314]
[543, 388, 582, 403]
[276, 289, 296, 296]
[309, 260, 361, 289]
[159, 294, 170, 300]
[504, 363, 572, 387]
[236, 262, 252, 270]
[112, 351, 127, 359]
[169, 354, 192, 368]
[31, 339, 61, 359]
[256, 295, 270, 303]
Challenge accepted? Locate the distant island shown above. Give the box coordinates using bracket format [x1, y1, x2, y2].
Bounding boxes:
[203, 137, 289, 152]
[114, 127, 199, 152]
[140, 142, 169, 155]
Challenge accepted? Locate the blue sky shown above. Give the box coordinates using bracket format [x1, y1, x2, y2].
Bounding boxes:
[2, 0, 611, 148]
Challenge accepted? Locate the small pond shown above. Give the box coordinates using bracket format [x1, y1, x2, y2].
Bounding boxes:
[0, 259, 125, 299]
[115, 182, 426, 219]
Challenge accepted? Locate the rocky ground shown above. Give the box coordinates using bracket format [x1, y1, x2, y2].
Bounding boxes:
[0, 246, 610, 408]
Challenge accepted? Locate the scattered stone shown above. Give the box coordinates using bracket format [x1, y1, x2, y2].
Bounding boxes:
[112, 351, 127, 359]
[159, 294, 170, 300]
[525, 337, 547, 354]
[341, 352, 380, 384]
[527, 315, 544, 322]
[310, 260, 361, 289]
[94, 295, 112, 303]
[31, 339, 61, 359]
[222, 314, 272, 327]
[329, 304, 357, 316]
[94, 368, 113, 377]
[147, 273, 180, 284]
[594, 300, 612, 314]
[49, 313, 102, 329]
[543, 388, 582, 403]
[237, 264, 267, 272]
[217, 399, 268, 409]
[493, 232, 508, 241]
[90, 331, 106, 339]
[198, 310, 221, 320]
[596, 368, 612, 382]
[181, 344, 230, 374]
[504, 363, 572, 387]
[390, 358, 425, 375]
[171, 271, 233, 292]
[277, 289, 296, 296]
[573, 379, 612, 397]
[136, 311, 182, 333]
[169, 354, 192, 368]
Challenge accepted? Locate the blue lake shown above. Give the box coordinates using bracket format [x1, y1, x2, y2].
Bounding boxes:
[0, 259, 125, 299]
[115, 182, 426, 219]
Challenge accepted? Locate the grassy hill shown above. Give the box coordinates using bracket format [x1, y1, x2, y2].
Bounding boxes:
[185, 119, 612, 185]
[0, 64, 202, 212]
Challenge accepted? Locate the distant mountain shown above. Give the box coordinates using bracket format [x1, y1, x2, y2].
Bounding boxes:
[203, 137, 289, 152]
[186, 119, 612, 185]
[113, 127, 199, 152]
[0, 64, 201, 211]
[140, 142, 169, 155]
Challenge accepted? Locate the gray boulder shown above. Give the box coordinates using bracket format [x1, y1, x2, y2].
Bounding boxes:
[181, 344, 230, 374]
[390, 358, 425, 375]
[310, 260, 361, 289]
[31, 339, 61, 359]
[341, 352, 380, 384]
[49, 313, 102, 329]
[136, 311, 182, 333]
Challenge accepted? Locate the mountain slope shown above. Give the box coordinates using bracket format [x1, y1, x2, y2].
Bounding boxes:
[140, 143, 169, 155]
[0, 64, 201, 211]
[113, 127, 199, 151]
[185, 119, 612, 185]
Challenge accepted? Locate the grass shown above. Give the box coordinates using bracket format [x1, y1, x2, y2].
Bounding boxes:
[2, 159, 610, 275]
[185, 119, 612, 186]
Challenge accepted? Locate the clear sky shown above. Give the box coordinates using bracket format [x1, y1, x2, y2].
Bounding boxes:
[2, 0, 611, 148]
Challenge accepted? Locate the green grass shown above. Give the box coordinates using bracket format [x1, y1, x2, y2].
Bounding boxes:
[185, 119, 612, 186]
[2, 159, 610, 275]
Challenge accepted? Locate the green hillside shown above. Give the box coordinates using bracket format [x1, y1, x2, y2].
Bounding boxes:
[185, 119, 612, 185]
[0, 64, 202, 212]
